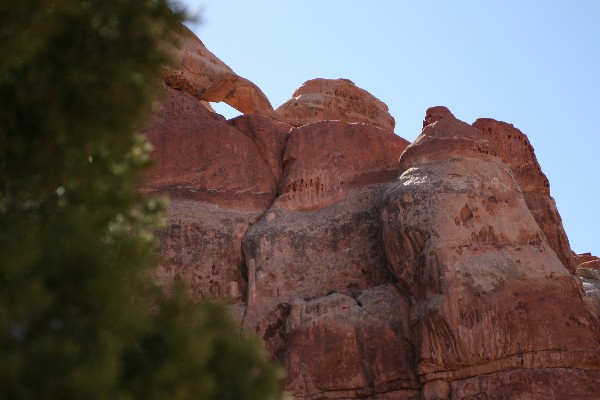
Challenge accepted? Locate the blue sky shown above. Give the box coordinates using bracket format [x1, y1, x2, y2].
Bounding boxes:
[180, 1, 600, 257]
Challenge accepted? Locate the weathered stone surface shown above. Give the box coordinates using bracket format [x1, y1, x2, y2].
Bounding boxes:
[451, 368, 600, 400]
[381, 109, 600, 391]
[154, 200, 260, 303]
[576, 252, 599, 266]
[227, 115, 292, 184]
[162, 25, 273, 115]
[284, 286, 418, 399]
[147, 29, 600, 396]
[278, 121, 408, 211]
[143, 117, 277, 210]
[273, 78, 395, 131]
[147, 84, 224, 129]
[472, 118, 575, 272]
[143, 106, 277, 303]
[242, 120, 408, 361]
[577, 260, 600, 318]
[243, 186, 397, 358]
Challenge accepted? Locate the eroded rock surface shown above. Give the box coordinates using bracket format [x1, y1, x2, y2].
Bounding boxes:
[143, 117, 277, 210]
[382, 108, 600, 398]
[273, 78, 395, 131]
[577, 259, 600, 318]
[227, 114, 292, 185]
[146, 27, 600, 399]
[284, 286, 419, 399]
[278, 121, 408, 211]
[162, 25, 273, 115]
[243, 122, 409, 358]
[472, 118, 575, 272]
[142, 94, 281, 303]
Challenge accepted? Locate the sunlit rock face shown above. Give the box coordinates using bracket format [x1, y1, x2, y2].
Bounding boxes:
[162, 25, 273, 116]
[144, 26, 600, 399]
[273, 78, 395, 131]
[471, 118, 575, 272]
[382, 108, 600, 398]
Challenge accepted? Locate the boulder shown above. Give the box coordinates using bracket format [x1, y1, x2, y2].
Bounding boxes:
[381, 108, 600, 397]
[273, 78, 395, 131]
[162, 25, 273, 115]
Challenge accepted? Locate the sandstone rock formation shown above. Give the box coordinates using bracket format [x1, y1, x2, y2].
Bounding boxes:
[144, 27, 600, 399]
[283, 286, 419, 399]
[273, 78, 395, 131]
[577, 258, 600, 318]
[142, 93, 286, 304]
[472, 118, 575, 272]
[382, 107, 600, 398]
[227, 114, 291, 184]
[242, 120, 409, 361]
[162, 25, 273, 115]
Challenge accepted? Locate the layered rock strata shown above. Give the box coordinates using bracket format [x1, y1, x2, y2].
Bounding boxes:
[144, 27, 600, 399]
[382, 108, 600, 399]
[472, 118, 575, 272]
[242, 120, 410, 371]
[142, 86, 289, 303]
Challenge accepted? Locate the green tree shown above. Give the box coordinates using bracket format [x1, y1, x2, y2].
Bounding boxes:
[0, 1, 284, 399]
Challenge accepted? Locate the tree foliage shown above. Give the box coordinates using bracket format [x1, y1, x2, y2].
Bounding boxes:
[0, 1, 284, 399]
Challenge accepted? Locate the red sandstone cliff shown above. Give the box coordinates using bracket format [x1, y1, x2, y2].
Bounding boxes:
[142, 28, 600, 400]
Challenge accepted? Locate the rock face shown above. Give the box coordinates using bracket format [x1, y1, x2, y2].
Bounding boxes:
[283, 286, 419, 399]
[162, 25, 273, 115]
[382, 108, 600, 398]
[273, 78, 395, 131]
[472, 118, 575, 272]
[577, 259, 600, 318]
[277, 121, 406, 211]
[242, 120, 409, 363]
[142, 88, 288, 303]
[145, 27, 600, 400]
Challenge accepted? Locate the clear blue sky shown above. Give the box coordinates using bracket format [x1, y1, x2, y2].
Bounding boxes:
[180, 1, 600, 258]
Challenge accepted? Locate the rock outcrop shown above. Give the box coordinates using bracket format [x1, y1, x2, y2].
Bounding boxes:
[144, 27, 600, 399]
[273, 78, 395, 131]
[577, 258, 600, 317]
[472, 118, 575, 272]
[382, 108, 600, 398]
[242, 120, 409, 362]
[162, 25, 273, 115]
[142, 88, 288, 304]
[283, 286, 419, 399]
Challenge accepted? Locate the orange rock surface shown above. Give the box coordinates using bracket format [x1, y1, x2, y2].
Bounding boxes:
[273, 78, 395, 131]
[143, 27, 600, 399]
[382, 108, 599, 398]
[162, 25, 273, 115]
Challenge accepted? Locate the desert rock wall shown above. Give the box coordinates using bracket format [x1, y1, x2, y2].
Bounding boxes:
[143, 27, 600, 399]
